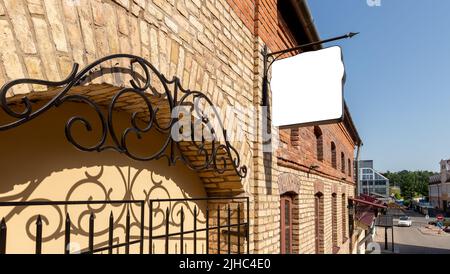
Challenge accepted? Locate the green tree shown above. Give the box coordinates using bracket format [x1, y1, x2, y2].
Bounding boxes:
[382, 170, 435, 198]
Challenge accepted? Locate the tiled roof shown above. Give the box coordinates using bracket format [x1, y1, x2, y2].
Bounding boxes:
[429, 174, 441, 184]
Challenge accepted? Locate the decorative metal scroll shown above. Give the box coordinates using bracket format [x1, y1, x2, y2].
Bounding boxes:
[0, 54, 247, 178]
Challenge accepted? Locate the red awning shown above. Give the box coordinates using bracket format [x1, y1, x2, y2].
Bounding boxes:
[349, 197, 387, 209]
[359, 194, 385, 205]
[356, 211, 375, 228]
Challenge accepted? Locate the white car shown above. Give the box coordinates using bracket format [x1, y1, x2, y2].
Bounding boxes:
[398, 216, 412, 227]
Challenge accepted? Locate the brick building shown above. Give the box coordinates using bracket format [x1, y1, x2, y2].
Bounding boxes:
[429, 159, 450, 212]
[0, 0, 363, 254]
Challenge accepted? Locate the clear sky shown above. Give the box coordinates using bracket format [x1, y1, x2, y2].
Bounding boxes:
[307, 0, 450, 172]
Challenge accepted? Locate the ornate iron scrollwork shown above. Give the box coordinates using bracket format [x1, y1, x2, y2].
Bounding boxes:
[0, 54, 247, 178]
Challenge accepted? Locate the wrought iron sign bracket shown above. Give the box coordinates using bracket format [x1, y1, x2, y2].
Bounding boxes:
[0, 54, 247, 178]
[261, 32, 359, 106]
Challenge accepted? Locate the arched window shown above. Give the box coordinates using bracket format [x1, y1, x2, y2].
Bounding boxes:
[348, 159, 352, 176]
[314, 192, 324, 254]
[331, 142, 337, 169]
[332, 193, 338, 252]
[290, 128, 299, 148]
[341, 152, 345, 173]
[314, 126, 323, 161]
[281, 194, 294, 254]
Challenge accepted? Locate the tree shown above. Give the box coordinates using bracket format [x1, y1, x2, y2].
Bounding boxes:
[382, 170, 435, 198]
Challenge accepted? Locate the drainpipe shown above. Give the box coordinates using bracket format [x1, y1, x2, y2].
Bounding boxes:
[355, 144, 362, 197]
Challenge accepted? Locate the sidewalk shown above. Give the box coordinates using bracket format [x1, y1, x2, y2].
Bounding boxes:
[418, 225, 450, 237]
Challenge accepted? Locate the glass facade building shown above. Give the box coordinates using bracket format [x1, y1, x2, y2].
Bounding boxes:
[358, 161, 390, 196]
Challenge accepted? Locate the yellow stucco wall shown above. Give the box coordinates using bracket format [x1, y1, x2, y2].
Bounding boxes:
[0, 101, 208, 254]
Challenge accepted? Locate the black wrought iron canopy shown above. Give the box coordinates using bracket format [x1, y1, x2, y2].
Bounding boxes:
[0, 54, 247, 178]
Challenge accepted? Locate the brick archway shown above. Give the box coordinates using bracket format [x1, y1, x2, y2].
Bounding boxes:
[314, 180, 325, 194]
[278, 173, 300, 195]
[278, 173, 300, 254]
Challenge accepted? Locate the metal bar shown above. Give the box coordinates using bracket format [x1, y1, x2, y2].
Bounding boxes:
[237, 204, 241, 254]
[149, 202, 153, 254]
[64, 213, 70, 254]
[260, 33, 358, 107]
[84, 239, 141, 254]
[0, 218, 6, 254]
[206, 206, 209, 255]
[227, 205, 231, 254]
[266, 32, 359, 57]
[89, 212, 94, 254]
[217, 205, 220, 254]
[108, 212, 114, 254]
[384, 227, 388, 250]
[36, 215, 42, 254]
[391, 227, 394, 253]
[246, 197, 250, 254]
[151, 223, 246, 239]
[165, 207, 169, 254]
[0, 200, 145, 207]
[262, 45, 269, 106]
[193, 206, 197, 255]
[148, 197, 248, 203]
[140, 201, 144, 254]
[125, 210, 130, 254]
[180, 207, 184, 254]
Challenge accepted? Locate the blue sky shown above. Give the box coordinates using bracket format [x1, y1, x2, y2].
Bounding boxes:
[307, 0, 450, 172]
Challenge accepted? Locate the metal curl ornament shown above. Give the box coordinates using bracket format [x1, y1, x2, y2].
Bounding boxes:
[0, 54, 247, 178]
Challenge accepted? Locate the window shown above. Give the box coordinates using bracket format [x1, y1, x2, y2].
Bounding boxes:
[290, 128, 299, 148]
[314, 192, 324, 254]
[348, 159, 351, 176]
[341, 152, 345, 173]
[332, 193, 338, 252]
[314, 126, 323, 161]
[280, 195, 293, 254]
[342, 193, 347, 242]
[331, 142, 337, 169]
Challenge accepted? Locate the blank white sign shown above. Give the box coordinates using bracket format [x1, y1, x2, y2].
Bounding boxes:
[271, 46, 345, 127]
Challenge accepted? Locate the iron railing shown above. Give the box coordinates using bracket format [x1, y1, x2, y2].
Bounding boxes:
[0, 200, 145, 254]
[0, 197, 249, 254]
[149, 197, 250, 254]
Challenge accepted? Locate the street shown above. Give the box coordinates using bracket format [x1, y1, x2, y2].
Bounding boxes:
[374, 210, 450, 254]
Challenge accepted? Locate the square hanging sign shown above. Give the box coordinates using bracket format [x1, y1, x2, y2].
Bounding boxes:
[271, 46, 346, 128]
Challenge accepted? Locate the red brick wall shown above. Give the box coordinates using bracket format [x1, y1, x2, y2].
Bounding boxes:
[226, 0, 256, 33]
[226, 0, 298, 52]
[277, 123, 356, 184]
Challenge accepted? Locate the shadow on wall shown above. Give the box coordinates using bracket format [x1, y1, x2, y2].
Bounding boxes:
[0, 101, 209, 253]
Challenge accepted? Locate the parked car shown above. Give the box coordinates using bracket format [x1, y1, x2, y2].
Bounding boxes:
[398, 216, 412, 227]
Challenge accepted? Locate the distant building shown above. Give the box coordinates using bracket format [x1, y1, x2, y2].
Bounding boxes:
[429, 159, 450, 211]
[358, 161, 390, 197]
[359, 160, 374, 169]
